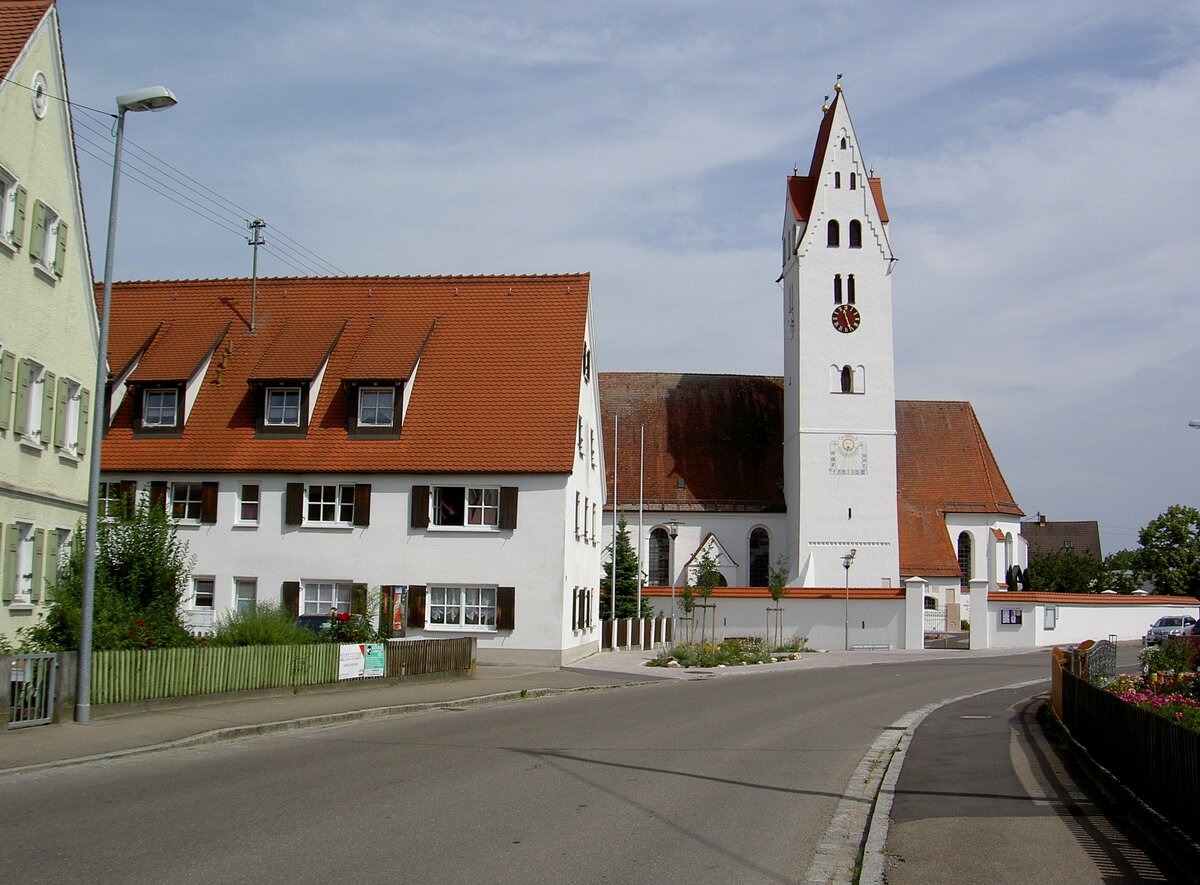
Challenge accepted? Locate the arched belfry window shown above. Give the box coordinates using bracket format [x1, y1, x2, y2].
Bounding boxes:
[833, 275, 843, 304]
[957, 532, 972, 588]
[834, 171, 841, 188]
[847, 274, 856, 304]
[849, 172, 857, 190]
[840, 137, 847, 149]
[749, 528, 770, 587]
[840, 365, 853, 393]
[848, 219, 862, 249]
[827, 220, 840, 248]
[649, 528, 670, 586]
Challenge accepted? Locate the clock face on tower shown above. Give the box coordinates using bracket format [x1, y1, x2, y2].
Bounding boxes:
[831, 304, 860, 333]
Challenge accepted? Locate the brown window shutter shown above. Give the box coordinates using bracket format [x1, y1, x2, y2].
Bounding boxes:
[285, 483, 304, 526]
[351, 583, 368, 615]
[200, 481, 219, 524]
[410, 485, 430, 529]
[407, 585, 426, 629]
[574, 588, 582, 630]
[497, 586, 515, 631]
[499, 486, 518, 530]
[353, 483, 372, 527]
[281, 581, 300, 618]
[118, 480, 137, 518]
[149, 481, 167, 511]
[379, 586, 395, 639]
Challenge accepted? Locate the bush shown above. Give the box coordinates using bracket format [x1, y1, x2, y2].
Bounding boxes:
[1140, 637, 1199, 677]
[207, 604, 315, 646]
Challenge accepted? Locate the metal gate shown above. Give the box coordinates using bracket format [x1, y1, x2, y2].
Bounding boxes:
[8, 653, 57, 729]
[923, 606, 947, 633]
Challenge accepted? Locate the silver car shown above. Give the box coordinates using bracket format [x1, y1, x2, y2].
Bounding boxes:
[1144, 615, 1197, 645]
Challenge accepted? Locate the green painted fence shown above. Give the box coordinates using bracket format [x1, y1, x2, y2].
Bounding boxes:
[90, 638, 475, 705]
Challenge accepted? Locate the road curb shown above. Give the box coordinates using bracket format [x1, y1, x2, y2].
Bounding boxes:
[0, 681, 641, 779]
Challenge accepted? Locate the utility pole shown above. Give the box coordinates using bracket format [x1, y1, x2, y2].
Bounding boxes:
[247, 218, 266, 333]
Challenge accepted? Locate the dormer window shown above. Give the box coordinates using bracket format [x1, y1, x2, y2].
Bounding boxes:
[265, 387, 301, 426]
[358, 386, 394, 427]
[141, 387, 179, 429]
[346, 382, 401, 438]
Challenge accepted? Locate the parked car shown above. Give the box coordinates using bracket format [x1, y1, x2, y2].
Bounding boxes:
[1144, 615, 1197, 645]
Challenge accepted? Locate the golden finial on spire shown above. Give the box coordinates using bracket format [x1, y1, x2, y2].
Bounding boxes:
[835, 73, 843, 93]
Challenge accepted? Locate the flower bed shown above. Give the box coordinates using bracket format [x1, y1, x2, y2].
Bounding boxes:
[1104, 673, 1200, 732]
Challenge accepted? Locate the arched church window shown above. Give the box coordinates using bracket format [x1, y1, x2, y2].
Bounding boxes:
[850, 172, 857, 190]
[847, 274, 856, 304]
[749, 528, 770, 586]
[833, 275, 843, 304]
[848, 220, 862, 249]
[834, 171, 841, 188]
[840, 137, 847, 149]
[957, 532, 972, 588]
[840, 365, 854, 393]
[827, 220, 840, 248]
[649, 528, 670, 586]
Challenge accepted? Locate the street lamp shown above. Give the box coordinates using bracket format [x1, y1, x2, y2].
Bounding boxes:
[666, 519, 680, 646]
[1189, 421, 1200, 430]
[842, 548, 857, 652]
[77, 85, 178, 723]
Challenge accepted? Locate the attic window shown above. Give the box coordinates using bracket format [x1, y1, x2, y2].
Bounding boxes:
[840, 137, 847, 149]
[142, 388, 179, 428]
[265, 387, 301, 426]
[357, 386, 394, 427]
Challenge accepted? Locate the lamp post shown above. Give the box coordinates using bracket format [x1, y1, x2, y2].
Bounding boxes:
[842, 548, 857, 652]
[666, 519, 680, 646]
[77, 86, 178, 723]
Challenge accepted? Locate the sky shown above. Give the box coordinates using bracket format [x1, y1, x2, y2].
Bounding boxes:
[53, 0, 1200, 555]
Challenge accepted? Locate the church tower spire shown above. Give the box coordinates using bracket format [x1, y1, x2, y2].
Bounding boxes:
[779, 85, 900, 590]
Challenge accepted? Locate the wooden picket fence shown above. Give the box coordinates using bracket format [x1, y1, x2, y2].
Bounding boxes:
[90, 638, 475, 705]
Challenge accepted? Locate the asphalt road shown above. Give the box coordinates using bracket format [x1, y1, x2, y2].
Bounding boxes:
[2, 652, 1052, 884]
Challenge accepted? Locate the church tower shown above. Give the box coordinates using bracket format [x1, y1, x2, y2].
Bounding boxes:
[780, 85, 900, 588]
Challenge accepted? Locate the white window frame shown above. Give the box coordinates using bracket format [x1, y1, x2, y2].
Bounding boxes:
[427, 585, 497, 631]
[57, 376, 82, 456]
[302, 580, 351, 616]
[430, 485, 500, 530]
[143, 388, 178, 428]
[171, 482, 204, 524]
[13, 521, 35, 604]
[265, 386, 301, 427]
[20, 358, 46, 446]
[32, 200, 61, 276]
[192, 576, 215, 609]
[237, 483, 260, 526]
[0, 164, 18, 249]
[357, 386, 395, 427]
[305, 483, 355, 526]
[234, 577, 257, 614]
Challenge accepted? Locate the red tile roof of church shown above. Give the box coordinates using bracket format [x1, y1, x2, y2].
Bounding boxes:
[101, 275, 590, 475]
[0, 0, 50, 81]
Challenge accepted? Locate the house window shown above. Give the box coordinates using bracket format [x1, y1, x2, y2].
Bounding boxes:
[592, 503, 597, 544]
[0, 165, 24, 248]
[649, 528, 669, 586]
[29, 199, 67, 276]
[958, 532, 972, 588]
[827, 220, 840, 247]
[357, 386, 394, 426]
[235, 578, 257, 614]
[432, 486, 498, 527]
[265, 387, 301, 426]
[847, 275, 856, 305]
[143, 388, 178, 428]
[582, 345, 591, 382]
[749, 527, 770, 587]
[172, 483, 204, 523]
[578, 417, 585, 456]
[12, 522, 36, 602]
[98, 481, 132, 520]
[833, 275, 843, 304]
[53, 377, 84, 454]
[848, 219, 862, 249]
[238, 484, 260, 524]
[303, 580, 351, 616]
[582, 496, 589, 542]
[590, 430, 596, 467]
[575, 492, 581, 538]
[306, 484, 355, 525]
[192, 577, 215, 609]
[428, 586, 497, 630]
[16, 358, 48, 443]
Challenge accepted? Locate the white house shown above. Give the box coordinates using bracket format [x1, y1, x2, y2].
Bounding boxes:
[100, 274, 605, 665]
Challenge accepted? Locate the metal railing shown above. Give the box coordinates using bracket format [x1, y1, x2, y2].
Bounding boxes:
[8, 654, 57, 729]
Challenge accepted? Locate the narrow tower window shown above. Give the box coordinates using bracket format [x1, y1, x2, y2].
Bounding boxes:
[833, 275, 843, 304]
[827, 220, 840, 248]
[958, 532, 973, 587]
[850, 172, 857, 190]
[847, 274, 856, 304]
[840, 137, 847, 149]
[840, 365, 853, 393]
[848, 219, 862, 249]
[834, 171, 841, 189]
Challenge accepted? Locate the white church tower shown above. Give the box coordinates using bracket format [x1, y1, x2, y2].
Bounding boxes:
[780, 85, 901, 588]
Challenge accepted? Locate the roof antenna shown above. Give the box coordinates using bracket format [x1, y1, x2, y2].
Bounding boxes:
[247, 219, 266, 333]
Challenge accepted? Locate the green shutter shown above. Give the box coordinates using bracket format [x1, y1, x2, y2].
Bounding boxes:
[40, 370, 56, 444]
[30, 528, 44, 600]
[0, 350, 15, 431]
[11, 185, 25, 248]
[13, 358, 31, 436]
[2, 523, 17, 603]
[43, 530, 59, 601]
[77, 388, 90, 454]
[28, 200, 44, 263]
[53, 377, 69, 448]
[53, 220, 67, 275]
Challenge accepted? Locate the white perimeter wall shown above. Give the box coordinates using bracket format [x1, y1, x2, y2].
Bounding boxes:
[985, 598, 1200, 648]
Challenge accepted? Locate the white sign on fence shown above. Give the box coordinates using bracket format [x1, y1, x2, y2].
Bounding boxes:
[338, 643, 386, 680]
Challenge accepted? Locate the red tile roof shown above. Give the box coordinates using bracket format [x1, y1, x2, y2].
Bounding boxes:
[600, 373, 1023, 577]
[101, 275, 590, 474]
[0, 0, 49, 81]
[128, 318, 229, 383]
